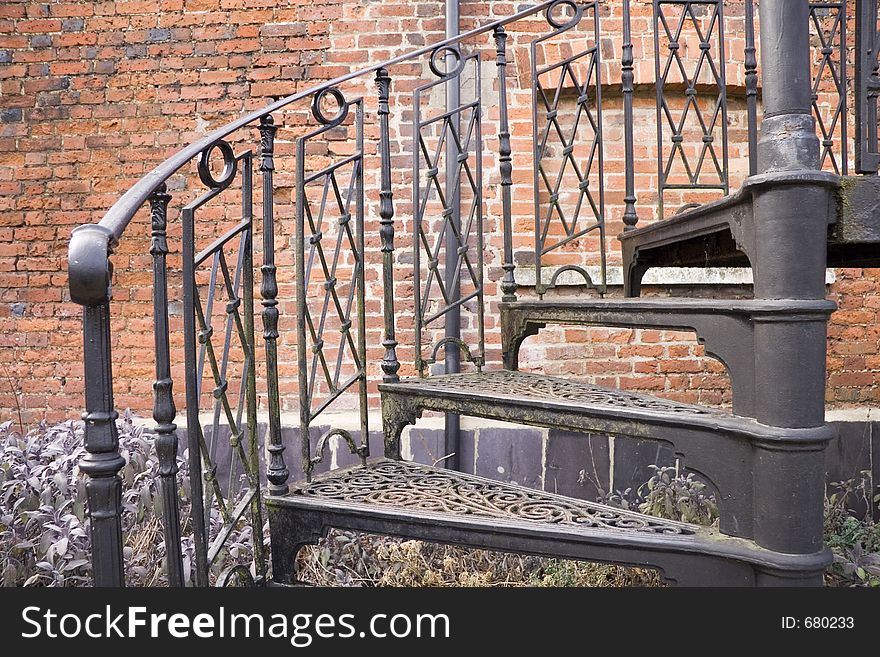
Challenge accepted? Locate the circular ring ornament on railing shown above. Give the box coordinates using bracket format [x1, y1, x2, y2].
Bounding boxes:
[429, 45, 464, 79]
[197, 139, 237, 190]
[217, 564, 256, 587]
[311, 87, 349, 126]
[546, 0, 583, 30]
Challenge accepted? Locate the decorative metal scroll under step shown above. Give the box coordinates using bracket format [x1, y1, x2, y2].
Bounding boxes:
[265, 459, 830, 586]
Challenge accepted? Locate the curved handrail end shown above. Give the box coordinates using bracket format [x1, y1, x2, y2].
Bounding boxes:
[69, 224, 115, 306]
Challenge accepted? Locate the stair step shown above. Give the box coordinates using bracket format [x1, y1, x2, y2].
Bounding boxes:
[266, 459, 830, 586]
[380, 370, 784, 440]
[615, 170, 873, 295]
[500, 298, 836, 419]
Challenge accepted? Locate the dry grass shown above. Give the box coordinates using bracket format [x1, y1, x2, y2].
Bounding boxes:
[297, 530, 664, 587]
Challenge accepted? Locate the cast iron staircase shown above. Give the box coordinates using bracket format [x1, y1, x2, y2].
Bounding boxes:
[264, 0, 839, 587]
[67, 1, 880, 587]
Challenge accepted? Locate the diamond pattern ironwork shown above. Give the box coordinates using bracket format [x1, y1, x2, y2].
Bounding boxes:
[301, 159, 364, 419]
[535, 51, 603, 257]
[182, 147, 266, 585]
[530, 3, 605, 296]
[412, 54, 485, 375]
[654, 0, 728, 217]
[810, 2, 848, 174]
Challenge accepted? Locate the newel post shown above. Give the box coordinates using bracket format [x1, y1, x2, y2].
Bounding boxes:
[69, 224, 125, 587]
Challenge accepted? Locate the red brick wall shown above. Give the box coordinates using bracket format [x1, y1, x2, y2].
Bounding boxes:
[0, 0, 874, 425]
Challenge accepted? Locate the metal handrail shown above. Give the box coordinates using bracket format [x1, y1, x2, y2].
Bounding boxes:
[81, 1, 559, 248]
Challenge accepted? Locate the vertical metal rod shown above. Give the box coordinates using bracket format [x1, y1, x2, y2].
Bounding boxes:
[530, 37, 543, 295]
[149, 184, 184, 587]
[259, 115, 289, 495]
[652, 0, 665, 219]
[295, 135, 312, 479]
[745, 0, 758, 176]
[473, 56, 486, 375]
[376, 67, 400, 384]
[622, 0, 639, 231]
[181, 205, 209, 588]
[495, 26, 517, 301]
[241, 155, 266, 583]
[840, 0, 848, 175]
[444, 0, 461, 471]
[355, 104, 370, 461]
[717, 0, 729, 196]
[592, 3, 607, 293]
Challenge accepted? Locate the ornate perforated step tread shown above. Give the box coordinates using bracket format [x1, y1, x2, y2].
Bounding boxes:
[382, 370, 725, 418]
[269, 458, 831, 585]
[297, 459, 693, 535]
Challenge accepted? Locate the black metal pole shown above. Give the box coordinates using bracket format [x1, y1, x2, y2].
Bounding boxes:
[444, 0, 461, 471]
[744, 0, 758, 176]
[259, 115, 290, 496]
[149, 184, 185, 587]
[751, 0, 833, 585]
[621, 0, 638, 232]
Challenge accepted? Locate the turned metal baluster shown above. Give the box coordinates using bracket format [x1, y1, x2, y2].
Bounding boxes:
[622, 0, 639, 231]
[494, 26, 517, 302]
[376, 68, 400, 383]
[148, 184, 185, 587]
[259, 115, 289, 495]
[744, 0, 758, 176]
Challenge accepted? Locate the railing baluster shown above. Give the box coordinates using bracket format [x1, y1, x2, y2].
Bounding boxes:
[259, 115, 289, 495]
[622, 0, 639, 231]
[494, 26, 517, 302]
[745, 0, 758, 176]
[148, 184, 185, 587]
[376, 67, 400, 384]
[69, 225, 125, 587]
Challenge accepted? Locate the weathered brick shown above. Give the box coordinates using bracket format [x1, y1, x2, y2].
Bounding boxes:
[0, 0, 874, 428]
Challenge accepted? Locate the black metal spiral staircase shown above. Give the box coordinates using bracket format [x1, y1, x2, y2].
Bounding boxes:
[68, 0, 880, 587]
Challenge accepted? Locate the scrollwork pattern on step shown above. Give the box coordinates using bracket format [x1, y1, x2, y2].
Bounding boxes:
[300, 460, 694, 535]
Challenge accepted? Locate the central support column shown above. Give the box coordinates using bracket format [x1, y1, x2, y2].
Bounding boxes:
[750, 0, 834, 584]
